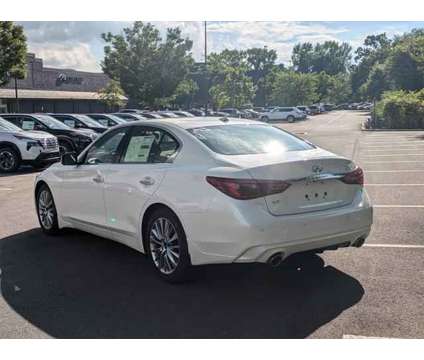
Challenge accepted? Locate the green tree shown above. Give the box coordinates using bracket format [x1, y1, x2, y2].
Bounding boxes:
[208, 49, 255, 108]
[101, 22, 194, 108]
[292, 41, 352, 75]
[209, 68, 255, 109]
[326, 73, 352, 104]
[269, 71, 318, 106]
[0, 21, 27, 86]
[246, 47, 277, 106]
[350, 33, 392, 99]
[360, 64, 389, 100]
[99, 79, 126, 110]
[173, 79, 199, 108]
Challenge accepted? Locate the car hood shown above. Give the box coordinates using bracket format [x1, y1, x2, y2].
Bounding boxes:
[9, 130, 56, 140]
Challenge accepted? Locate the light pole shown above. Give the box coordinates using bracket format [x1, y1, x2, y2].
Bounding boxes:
[14, 76, 19, 113]
[204, 21, 208, 114]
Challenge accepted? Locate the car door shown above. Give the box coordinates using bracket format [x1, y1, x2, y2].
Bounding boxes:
[53, 127, 130, 235]
[102, 125, 180, 249]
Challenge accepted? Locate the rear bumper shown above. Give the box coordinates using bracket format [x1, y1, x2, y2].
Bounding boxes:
[183, 190, 373, 265]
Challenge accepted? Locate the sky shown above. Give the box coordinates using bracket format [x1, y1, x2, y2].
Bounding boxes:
[17, 21, 424, 73]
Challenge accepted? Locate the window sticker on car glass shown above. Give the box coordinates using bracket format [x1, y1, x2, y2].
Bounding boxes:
[98, 119, 108, 127]
[124, 135, 155, 163]
[22, 120, 35, 130]
[64, 120, 76, 128]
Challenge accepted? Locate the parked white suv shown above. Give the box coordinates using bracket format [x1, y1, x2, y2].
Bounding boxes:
[0, 116, 60, 173]
[260, 107, 307, 123]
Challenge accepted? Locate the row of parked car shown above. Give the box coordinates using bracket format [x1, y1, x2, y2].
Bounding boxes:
[0, 110, 224, 173]
[120, 104, 334, 122]
[0, 104, 336, 173]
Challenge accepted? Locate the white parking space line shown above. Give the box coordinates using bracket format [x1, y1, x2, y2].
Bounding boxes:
[0, 188, 12, 191]
[373, 205, 424, 208]
[364, 244, 424, 249]
[362, 149, 424, 153]
[362, 142, 424, 145]
[361, 154, 424, 157]
[342, 334, 392, 339]
[362, 160, 424, 163]
[366, 170, 424, 173]
[362, 145, 424, 149]
[366, 184, 424, 186]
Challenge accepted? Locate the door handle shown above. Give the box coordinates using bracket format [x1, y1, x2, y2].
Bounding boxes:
[92, 174, 104, 183]
[139, 176, 155, 186]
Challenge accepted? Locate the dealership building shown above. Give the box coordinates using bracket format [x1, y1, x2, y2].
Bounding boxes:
[0, 53, 126, 113]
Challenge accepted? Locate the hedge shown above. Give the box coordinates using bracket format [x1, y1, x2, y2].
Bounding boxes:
[375, 89, 424, 129]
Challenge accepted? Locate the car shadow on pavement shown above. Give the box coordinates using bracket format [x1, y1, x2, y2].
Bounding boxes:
[0, 228, 364, 338]
[0, 167, 39, 178]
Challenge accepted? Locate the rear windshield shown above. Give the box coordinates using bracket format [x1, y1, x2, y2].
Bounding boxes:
[188, 124, 314, 155]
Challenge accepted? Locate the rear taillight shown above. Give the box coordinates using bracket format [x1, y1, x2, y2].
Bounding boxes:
[206, 176, 291, 200]
[340, 167, 364, 185]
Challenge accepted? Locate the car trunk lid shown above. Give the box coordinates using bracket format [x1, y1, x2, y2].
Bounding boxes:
[216, 149, 359, 216]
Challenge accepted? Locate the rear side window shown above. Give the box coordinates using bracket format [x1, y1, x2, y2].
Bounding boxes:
[121, 126, 179, 164]
[188, 124, 314, 155]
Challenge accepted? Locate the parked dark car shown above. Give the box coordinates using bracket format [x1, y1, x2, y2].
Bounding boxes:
[1, 113, 98, 154]
[119, 109, 144, 114]
[50, 113, 108, 133]
[172, 111, 195, 117]
[141, 112, 164, 119]
[296, 106, 310, 115]
[187, 108, 205, 116]
[220, 108, 243, 117]
[85, 113, 127, 127]
[307, 105, 320, 115]
[112, 113, 147, 121]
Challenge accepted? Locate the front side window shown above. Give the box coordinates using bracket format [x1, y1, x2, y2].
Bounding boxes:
[188, 124, 314, 155]
[85, 128, 129, 164]
[121, 127, 179, 164]
[33, 114, 70, 130]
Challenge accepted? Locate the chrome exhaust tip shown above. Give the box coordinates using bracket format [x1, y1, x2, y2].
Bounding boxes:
[267, 252, 285, 267]
[353, 237, 365, 248]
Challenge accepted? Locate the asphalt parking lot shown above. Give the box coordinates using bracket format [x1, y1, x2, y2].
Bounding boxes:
[0, 110, 423, 338]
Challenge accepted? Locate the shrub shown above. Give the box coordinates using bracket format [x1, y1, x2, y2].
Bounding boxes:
[376, 89, 424, 128]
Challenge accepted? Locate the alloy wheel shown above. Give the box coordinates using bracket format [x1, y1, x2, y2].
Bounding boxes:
[38, 189, 55, 230]
[149, 217, 180, 274]
[0, 150, 16, 171]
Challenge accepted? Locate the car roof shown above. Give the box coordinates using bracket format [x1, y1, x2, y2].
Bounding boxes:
[115, 116, 264, 130]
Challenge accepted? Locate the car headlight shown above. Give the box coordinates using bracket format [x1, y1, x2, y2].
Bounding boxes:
[88, 132, 98, 140]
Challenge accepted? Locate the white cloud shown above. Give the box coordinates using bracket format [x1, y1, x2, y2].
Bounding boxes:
[19, 21, 355, 70]
[28, 43, 100, 72]
[205, 21, 349, 63]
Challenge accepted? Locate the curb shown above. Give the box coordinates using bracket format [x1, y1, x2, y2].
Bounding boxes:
[361, 125, 424, 132]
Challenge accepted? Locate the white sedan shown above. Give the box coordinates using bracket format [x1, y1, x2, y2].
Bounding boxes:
[34, 117, 373, 282]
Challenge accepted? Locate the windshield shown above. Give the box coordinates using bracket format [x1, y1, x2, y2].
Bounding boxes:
[73, 114, 107, 128]
[188, 124, 314, 155]
[0, 117, 23, 132]
[107, 114, 127, 124]
[33, 114, 70, 130]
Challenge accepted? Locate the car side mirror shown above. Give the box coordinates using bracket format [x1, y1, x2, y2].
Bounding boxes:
[61, 152, 78, 166]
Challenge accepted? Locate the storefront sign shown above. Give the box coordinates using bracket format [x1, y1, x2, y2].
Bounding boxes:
[56, 73, 83, 86]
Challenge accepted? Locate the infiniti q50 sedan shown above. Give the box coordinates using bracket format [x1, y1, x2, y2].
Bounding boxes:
[34, 117, 373, 282]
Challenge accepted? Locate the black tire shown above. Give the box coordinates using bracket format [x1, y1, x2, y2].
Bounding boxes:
[36, 184, 61, 235]
[145, 207, 192, 283]
[0, 146, 20, 173]
[59, 140, 74, 155]
[261, 116, 270, 123]
[287, 115, 295, 123]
